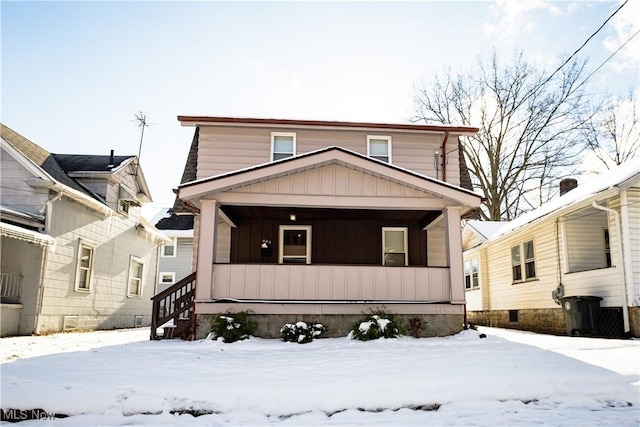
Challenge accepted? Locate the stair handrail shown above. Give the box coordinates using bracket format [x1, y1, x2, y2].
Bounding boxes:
[150, 271, 196, 340]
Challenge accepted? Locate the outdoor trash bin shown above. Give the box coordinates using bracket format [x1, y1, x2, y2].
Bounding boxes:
[561, 296, 603, 336]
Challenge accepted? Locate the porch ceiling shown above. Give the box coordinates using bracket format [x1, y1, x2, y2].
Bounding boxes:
[220, 206, 441, 225]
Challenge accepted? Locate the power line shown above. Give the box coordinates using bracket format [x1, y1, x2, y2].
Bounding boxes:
[539, 0, 629, 88]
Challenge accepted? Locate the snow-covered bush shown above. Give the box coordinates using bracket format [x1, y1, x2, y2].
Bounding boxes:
[280, 321, 326, 344]
[351, 309, 404, 341]
[280, 321, 327, 344]
[210, 311, 257, 343]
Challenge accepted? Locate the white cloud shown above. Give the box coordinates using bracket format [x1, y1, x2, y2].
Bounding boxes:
[602, 0, 640, 72]
[483, 0, 563, 40]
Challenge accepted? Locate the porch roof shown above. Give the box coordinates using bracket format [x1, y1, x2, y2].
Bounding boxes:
[178, 146, 482, 212]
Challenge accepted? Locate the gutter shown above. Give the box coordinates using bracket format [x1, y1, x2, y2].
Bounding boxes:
[591, 200, 630, 333]
[440, 130, 450, 182]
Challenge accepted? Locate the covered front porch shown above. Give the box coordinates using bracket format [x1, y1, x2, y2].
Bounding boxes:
[177, 147, 481, 337]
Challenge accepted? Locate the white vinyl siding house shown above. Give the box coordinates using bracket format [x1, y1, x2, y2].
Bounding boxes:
[463, 166, 640, 338]
[1, 124, 168, 336]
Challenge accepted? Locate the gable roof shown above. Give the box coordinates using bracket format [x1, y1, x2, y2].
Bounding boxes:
[464, 220, 505, 240]
[488, 162, 640, 242]
[178, 146, 482, 213]
[1, 123, 151, 208]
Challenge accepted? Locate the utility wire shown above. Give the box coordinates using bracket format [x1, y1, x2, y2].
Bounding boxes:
[539, 0, 629, 88]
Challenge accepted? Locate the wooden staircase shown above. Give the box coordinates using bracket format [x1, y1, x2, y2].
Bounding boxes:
[150, 272, 196, 340]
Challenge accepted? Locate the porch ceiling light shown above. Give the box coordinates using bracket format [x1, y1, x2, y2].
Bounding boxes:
[289, 212, 297, 221]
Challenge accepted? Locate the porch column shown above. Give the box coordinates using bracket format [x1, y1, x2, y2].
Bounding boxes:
[444, 206, 465, 303]
[195, 199, 218, 301]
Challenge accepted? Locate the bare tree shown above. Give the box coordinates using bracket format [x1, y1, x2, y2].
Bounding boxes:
[413, 50, 594, 221]
[582, 90, 640, 170]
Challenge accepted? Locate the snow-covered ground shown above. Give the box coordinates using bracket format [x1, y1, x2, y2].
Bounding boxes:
[1, 326, 638, 426]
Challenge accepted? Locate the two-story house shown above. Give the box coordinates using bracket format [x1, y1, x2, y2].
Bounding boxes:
[1, 124, 167, 336]
[152, 117, 482, 339]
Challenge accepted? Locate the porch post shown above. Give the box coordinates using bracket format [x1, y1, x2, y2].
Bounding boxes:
[444, 206, 465, 303]
[195, 199, 218, 301]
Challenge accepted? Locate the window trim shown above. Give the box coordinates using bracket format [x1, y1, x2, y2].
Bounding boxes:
[382, 227, 408, 266]
[159, 272, 176, 285]
[278, 225, 312, 264]
[127, 255, 145, 298]
[464, 257, 479, 290]
[74, 240, 95, 292]
[271, 132, 297, 161]
[161, 237, 177, 258]
[367, 135, 392, 163]
[511, 240, 536, 284]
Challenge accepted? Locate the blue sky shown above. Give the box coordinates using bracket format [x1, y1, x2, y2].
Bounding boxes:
[2, 0, 638, 209]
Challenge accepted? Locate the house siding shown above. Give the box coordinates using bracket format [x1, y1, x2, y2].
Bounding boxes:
[196, 126, 461, 186]
[36, 197, 158, 333]
[627, 189, 640, 306]
[158, 237, 194, 293]
[0, 147, 49, 214]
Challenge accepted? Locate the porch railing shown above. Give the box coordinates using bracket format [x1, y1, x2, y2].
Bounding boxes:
[1, 273, 21, 303]
[211, 264, 451, 302]
[150, 272, 196, 340]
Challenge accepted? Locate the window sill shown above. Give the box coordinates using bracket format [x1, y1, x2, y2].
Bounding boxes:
[75, 288, 91, 293]
[127, 294, 143, 299]
[512, 278, 539, 285]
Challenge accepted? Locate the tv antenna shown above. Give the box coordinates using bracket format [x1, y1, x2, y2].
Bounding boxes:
[134, 111, 149, 178]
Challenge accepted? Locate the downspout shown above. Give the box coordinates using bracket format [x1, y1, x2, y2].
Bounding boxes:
[591, 200, 630, 333]
[35, 190, 62, 334]
[440, 131, 450, 182]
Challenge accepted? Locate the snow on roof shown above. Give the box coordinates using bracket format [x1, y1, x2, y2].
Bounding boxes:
[493, 161, 640, 240]
[465, 220, 505, 240]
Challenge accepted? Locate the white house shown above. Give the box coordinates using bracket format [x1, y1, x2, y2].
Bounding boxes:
[463, 164, 640, 337]
[1, 124, 168, 336]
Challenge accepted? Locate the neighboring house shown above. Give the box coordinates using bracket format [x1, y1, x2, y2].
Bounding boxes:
[154, 116, 482, 339]
[152, 208, 194, 294]
[0, 124, 168, 336]
[462, 164, 640, 338]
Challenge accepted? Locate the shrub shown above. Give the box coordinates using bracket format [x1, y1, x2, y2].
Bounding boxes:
[210, 311, 257, 343]
[351, 308, 405, 341]
[281, 321, 326, 344]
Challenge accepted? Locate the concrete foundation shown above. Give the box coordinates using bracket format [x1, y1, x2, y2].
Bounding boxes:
[195, 313, 464, 340]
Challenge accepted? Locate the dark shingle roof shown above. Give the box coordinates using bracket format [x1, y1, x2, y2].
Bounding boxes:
[53, 154, 133, 172]
[155, 213, 194, 230]
[172, 127, 199, 214]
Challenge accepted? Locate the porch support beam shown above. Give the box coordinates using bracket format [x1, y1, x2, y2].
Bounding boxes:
[213, 193, 452, 210]
[195, 199, 218, 301]
[444, 206, 465, 304]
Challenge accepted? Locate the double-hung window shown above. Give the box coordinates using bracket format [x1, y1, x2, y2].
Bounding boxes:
[161, 237, 177, 257]
[128, 256, 145, 297]
[465, 257, 479, 289]
[159, 272, 175, 286]
[75, 241, 95, 292]
[271, 132, 296, 161]
[382, 227, 408, 266]
[367, 135, 392, 163]
[511, 240, 536, 283]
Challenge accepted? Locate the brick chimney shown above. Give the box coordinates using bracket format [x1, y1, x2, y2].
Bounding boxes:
[560, 178, 578, 196]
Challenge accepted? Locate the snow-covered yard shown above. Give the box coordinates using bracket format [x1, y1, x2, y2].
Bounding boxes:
[1, 326, 639, 426]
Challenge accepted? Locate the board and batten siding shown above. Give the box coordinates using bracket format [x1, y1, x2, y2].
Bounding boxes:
[196, 126, 460, 186]
[229, 163, 438, 200]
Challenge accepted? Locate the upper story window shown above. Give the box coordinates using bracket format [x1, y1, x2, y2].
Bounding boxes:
[161, 237, 177, 257]
[465, 257, 479, 290]
[367, 135, 392, 163]
[75, 240, 95, 292]
[271, 132, 296, 161]
[511, 240, 536, 283]
[382, 227, 408, 266]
